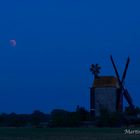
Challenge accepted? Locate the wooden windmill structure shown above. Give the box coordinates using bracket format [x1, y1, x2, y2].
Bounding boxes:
[110, 55, 134, 111]
[90, 56, 135, 117]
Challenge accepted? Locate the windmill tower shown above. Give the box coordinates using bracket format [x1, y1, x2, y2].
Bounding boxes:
[90, 56, 134, 117]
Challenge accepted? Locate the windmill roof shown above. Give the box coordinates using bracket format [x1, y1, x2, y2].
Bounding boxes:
[93, 76, 118, 88]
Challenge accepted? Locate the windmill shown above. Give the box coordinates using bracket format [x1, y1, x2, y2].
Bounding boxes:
[90, 64, 101, 79]
[110, 55, 135, 112]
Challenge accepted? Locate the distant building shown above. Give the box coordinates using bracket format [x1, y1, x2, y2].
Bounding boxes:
[90, 76, 122, 117]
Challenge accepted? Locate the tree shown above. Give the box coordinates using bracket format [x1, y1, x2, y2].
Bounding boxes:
[31, 110, 46, 127]
[50, 109, 70, 127]
[76, 106, 89, 121]
[96, 107, 123, 127]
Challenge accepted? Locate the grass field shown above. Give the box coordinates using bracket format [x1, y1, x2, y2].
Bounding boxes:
[0, 127, 139, 140]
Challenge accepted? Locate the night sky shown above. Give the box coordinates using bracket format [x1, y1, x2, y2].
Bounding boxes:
[0, 0, 140, 113]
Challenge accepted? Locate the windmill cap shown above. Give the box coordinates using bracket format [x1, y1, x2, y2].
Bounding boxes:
[93, 76, 119, 88]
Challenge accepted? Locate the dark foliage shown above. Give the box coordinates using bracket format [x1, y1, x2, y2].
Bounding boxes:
[0, 106, 139, 128]
[0, 106, 89, 128]
[95, 108, 123, 127]
[0, 111, 50, 128]
[48, 106, 89, 127]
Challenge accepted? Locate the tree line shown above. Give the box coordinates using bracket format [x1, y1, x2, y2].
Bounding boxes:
[0, 106, 89, 128]
[0, 106, 140, 128]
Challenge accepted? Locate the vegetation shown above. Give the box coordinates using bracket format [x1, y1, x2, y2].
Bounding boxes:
[0, 106, 139, 139]
[0, 106, 140, 128]
[0, 106, 89, 128]
[95, 108, 124, 127]
[0, 127, 139, 140]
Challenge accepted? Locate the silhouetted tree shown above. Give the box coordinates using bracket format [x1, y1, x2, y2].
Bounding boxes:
[96, 107, 123, 127]
[50, 109, 70, 127]
[76, 105, 89, 121]
[31, 110, 46, 127]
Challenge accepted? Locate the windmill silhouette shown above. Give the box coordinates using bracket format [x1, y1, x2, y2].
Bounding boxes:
[110, 55, 135, 111]
[90, 64, 101, 79]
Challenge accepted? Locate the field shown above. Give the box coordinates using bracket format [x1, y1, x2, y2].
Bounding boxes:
[0, 127, 139, 140]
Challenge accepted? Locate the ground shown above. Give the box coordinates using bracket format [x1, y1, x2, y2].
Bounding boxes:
[0, 127, 139, 140]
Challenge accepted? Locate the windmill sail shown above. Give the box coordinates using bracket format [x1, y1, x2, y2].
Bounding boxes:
[123, 89, 134, 109]
[121, 57, 130, 84]
[110, 55, 134, 110]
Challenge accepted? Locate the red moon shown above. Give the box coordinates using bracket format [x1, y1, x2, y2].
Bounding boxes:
[10, 40, 16, 47]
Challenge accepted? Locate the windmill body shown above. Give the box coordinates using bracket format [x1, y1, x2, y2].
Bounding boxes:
[90, 76, 121, 117]
[90, 56, 134, 117]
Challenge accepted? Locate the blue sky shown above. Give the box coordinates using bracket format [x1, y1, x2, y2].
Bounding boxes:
[0, 0, 140, 113]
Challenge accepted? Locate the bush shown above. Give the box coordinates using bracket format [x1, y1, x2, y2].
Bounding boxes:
[95, 108, 123, 127]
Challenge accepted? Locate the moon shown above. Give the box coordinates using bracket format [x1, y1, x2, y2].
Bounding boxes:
[9, 40, 16, 47]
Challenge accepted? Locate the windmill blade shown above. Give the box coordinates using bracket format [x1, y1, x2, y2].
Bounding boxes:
[95, 64, 101, 69]
[123, 88, 134, 109]
[110, 55, 134, 110]
[110, 55, 121, 83]
[121, 57, 130, 84]
[90, 63, 101, 78]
